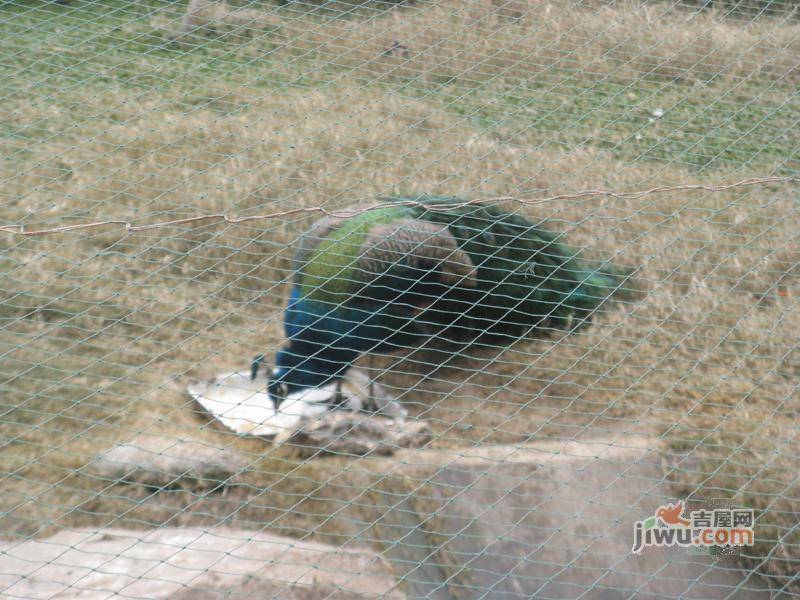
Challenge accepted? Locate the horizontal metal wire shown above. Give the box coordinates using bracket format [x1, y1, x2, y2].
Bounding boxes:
[1, 176, 796, 237]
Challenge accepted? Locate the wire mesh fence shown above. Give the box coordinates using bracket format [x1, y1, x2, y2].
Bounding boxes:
[1, 0, 799, 598]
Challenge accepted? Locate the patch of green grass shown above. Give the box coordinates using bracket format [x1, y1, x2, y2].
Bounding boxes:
[432, 76, 800, 173]
[2, 1, 799, 176]
[0, 1, 289, 150]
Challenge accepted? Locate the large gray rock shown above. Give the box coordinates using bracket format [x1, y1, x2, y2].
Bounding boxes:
[0, 528, 404, 599]
[88, 436, 246, 490]
[350, 437, 772, 599]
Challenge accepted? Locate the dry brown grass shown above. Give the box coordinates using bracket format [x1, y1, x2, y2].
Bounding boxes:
[1, 0, 799, 592]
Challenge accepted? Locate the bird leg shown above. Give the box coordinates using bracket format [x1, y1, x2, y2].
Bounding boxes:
[343, 366, 406, 422]
[367, 353, 375, 406]
[366, 361, 407, 423]
[332, 378, 345, 407]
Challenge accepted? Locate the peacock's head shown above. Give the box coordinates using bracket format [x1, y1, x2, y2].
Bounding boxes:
[266, 345, 338, 409]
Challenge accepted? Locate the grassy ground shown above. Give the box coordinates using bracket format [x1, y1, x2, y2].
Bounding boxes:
[1, 0, 799, 593]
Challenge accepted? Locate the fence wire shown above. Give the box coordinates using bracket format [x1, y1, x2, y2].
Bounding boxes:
[1, 0, 799, 598]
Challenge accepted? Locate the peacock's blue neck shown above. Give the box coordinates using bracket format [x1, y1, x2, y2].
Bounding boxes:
[271, 287, 383, 393]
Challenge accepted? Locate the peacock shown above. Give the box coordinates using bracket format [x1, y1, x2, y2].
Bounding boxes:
[254, 195, 627, 408]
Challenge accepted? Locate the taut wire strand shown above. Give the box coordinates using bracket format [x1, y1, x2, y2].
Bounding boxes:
[2, 175, 796, 237]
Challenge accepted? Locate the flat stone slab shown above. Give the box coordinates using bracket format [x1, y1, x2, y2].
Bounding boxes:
[88, 436, 246, 490]
[187, 368, 406, 439]
[0, 528, 403, 599]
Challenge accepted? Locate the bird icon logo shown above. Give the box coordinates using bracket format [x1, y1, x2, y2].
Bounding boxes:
[655, 501, 691, 527]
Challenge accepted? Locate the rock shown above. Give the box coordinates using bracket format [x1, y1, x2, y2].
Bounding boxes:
[187, 367, 406, 439]
[178, 0, 281, 39]
[89, 436, 246, 490]
[278, 413, 432, 457]
[349, 437, 772, 599]
[9, 437, 775, 599]
[0, 528, 404, 599]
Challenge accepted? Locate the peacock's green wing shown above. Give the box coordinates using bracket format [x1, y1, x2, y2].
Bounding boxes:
[294, 205, 477, 307]
[293, 207, 406, 303]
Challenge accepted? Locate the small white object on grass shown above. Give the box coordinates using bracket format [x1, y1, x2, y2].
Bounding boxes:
[187, 367, 405, 439]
